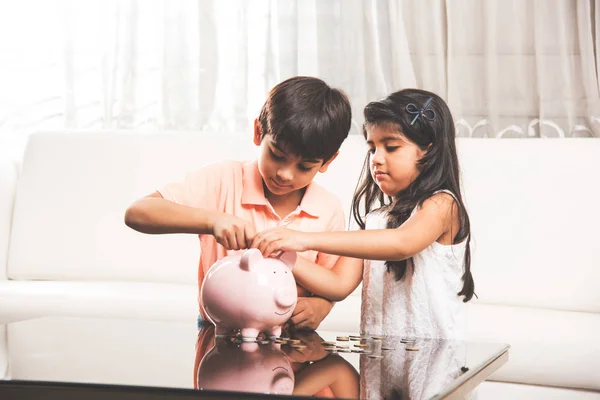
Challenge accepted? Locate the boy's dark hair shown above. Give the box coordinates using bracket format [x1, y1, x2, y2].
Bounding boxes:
[351, 88, 475, 302]
[258, 76, 352, 162]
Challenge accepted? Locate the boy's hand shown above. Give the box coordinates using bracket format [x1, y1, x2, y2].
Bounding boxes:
[251, 227, 312, 257]
[289, 297, 333, 330]
[212, 214, 257, 250]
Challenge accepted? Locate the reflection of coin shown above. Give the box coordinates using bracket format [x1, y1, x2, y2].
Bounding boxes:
[349, 335, 362, 341]
[405, 347, 419, 351]
[258, 340, 270, 344]
[338, 348, 351, 353]
[354, 344, 368, 348]
[291, 344, 307, 350]
[280, 337, 291, 341]
[325, 348, 337, 353]
[372, 335, 384, 340]
[368, 354, 383, 358]
[381, 346, 395, 350]
[274, 339, 287, 344]
[322, 341, 336, 346]
[352, 348, 365, 353]
[288, 339, 301, 345]
[337, 336, 350, 341]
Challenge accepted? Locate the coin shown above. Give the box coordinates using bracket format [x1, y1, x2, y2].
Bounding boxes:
[337, 336, 350, 341]
[405, 347, 419, 351]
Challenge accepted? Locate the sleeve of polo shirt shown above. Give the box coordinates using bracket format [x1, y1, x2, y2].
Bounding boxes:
[314, 204, 346, 269]
[157, 161, 228, 211]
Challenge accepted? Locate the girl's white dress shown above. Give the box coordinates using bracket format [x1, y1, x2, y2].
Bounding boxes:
[360, 190, 469, 340]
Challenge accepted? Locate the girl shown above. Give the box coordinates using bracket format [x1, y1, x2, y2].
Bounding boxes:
[251, 89, 475, 339]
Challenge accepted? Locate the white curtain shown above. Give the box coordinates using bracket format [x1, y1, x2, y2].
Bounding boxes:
[0, 0, 598, 152]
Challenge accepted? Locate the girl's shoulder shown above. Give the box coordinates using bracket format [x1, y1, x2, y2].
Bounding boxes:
[428, 189, 458, 204]
[413, 190, 458, 214]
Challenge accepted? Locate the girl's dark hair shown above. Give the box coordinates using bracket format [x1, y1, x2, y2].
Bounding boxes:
[351, 89, 475, 302]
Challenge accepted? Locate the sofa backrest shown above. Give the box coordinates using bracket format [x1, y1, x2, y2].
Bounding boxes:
[7, 132, 600, 313]
[0, 152, 18, 280]
[458, 139, 600, 313]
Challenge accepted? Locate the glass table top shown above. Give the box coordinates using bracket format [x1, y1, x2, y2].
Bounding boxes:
[0, 316, 508, 399]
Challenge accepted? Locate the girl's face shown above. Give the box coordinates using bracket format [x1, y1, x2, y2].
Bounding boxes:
[366, 124, 427, 197]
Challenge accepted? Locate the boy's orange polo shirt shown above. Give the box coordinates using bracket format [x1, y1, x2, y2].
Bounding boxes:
[158, 160, 345, 316]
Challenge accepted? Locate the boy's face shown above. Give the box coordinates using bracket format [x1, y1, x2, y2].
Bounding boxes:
[254, 121, 337, 198]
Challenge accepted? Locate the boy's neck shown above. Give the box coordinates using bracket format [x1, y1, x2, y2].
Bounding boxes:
[263, 185, 306, 219]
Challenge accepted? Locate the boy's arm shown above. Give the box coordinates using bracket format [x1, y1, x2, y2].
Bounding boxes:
[124, 192, 215, 234]
[125, 192, 256, 250]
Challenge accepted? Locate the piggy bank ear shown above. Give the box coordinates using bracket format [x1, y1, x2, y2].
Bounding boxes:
[278, 251, 297, 270]
[240, 248, 263, 271]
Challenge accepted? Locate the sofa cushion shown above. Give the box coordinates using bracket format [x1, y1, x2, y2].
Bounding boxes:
[0, 281, 197, 324]
[0, 325, 6, 379]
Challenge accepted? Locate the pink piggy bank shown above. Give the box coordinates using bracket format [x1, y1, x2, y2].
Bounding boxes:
[200, 248, 297, 340]
[196, 338, 295, 395]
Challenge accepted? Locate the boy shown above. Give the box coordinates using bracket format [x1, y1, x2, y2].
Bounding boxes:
[124, 76, 351, 330]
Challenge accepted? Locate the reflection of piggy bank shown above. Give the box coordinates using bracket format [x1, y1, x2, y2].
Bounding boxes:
[197, 338, 295, 395]
[200, 248, 297, 340]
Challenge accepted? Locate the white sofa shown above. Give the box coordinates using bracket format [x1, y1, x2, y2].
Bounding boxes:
[1, 131, 599, 399]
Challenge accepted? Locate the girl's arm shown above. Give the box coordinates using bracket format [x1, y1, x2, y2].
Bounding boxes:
[294, 256, 363, 302]
[253, 192, 457, 261]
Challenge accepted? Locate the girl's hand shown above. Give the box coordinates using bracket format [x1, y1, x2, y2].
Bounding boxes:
[251, 227, 311, 257]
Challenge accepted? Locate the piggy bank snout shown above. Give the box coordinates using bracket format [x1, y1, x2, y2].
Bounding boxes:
[274, 287, 296, 308]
